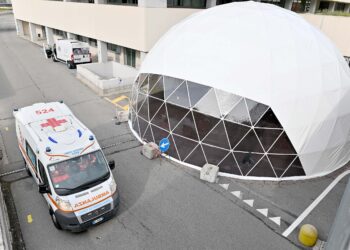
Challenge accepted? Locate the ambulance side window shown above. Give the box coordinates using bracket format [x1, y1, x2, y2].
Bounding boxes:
[38, 161, 48, 185]
[25, 142, 36, 168]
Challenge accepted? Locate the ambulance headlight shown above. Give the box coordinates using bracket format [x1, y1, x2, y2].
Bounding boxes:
[109, 179, 117, 194]
[56, 197, 73, 211]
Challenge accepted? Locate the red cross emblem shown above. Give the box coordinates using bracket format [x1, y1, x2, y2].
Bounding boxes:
[41, 118, 67, 128]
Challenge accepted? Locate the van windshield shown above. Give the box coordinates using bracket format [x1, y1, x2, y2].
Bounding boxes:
[47, 150, 110, 196]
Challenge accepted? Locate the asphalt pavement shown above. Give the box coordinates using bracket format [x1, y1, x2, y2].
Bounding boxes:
[0, 12, 346, 250]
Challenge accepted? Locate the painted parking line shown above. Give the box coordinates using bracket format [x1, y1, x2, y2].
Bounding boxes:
[27, 214, 33, 224]
[106, 95, 130, 111]
[111, 95, 128, 104]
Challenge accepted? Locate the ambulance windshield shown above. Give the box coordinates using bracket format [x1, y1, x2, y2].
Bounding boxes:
[48, 150, 110, 195]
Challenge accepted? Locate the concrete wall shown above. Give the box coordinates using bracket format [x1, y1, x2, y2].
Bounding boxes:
[11, 0, 198, 52]
[301, 13, 350, 56]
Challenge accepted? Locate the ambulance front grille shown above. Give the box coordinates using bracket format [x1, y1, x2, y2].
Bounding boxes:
[81, 203, 111, 222]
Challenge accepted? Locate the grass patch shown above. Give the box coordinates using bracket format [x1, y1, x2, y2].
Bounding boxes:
[316, 10, 350, 17]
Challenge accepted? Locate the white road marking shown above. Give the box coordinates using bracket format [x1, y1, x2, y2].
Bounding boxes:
[282, 170, 350, 237]
[243, 199, 254, 207]
[257, 208, 268, 217]
[231, 191, 242, 199]
[219, 184, 229, 190]
[269, 217, 281, 226]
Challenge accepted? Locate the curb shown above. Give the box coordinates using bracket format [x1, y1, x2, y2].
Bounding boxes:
[0, 183, 12, 250]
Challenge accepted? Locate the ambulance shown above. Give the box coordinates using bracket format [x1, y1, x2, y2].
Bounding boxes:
[14, 102, 119, 232]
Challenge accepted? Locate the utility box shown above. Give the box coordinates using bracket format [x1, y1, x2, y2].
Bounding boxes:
[142, 142, 160, 160]
[200, 164, 219, 183]
[116, 110, 129, 123]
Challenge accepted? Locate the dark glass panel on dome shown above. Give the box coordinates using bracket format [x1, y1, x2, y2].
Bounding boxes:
[202, 144, 229, 166]
[255, 128, 283, 151]
[193, 89, 221, 118]
[247, 156, 276, 177]
[148, 96, 164, 121]
[166, 135, 180, 160]
[224, 121, 250, 149]
[149, 76, 164, 100]
[139, 75, 149, 94]
[234, 152, 263, 175]
[255, 108, 282, 128]
[281, 157, 306, 177]
[164, 76, 183, 99]
[193, 111, 220, 140]
[202, 121, 230, 149]
[166, 103, 189, 131]
[268, 154, 296, 177]
[136, 93, 147, 112]
[149, 74, 162, 92]
[245, 98, 269, 126]
[132, 116, 140, 136]
[215, 89, 242, 116]
[139, 73, 148, 88]
[167, 81, 191, 108]
[172, 135, 198, 161]
[138, 117, 148, 140]
[235, 129, 264, 153]
[269, 131, 297, 154]
[173, 112, 198, 141]
[184, 145, 207, 167]
[138, 97, 149, 121]
[218, 153, 242, 175]
[143, 125, 154, 143]
[187, 81, 211, 107]
[151, 125, 170, 145]
[151, 104, 169, 131]
[225, 98, 251, 126]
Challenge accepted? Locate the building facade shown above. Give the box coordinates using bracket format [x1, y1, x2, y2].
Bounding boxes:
[11, 0, 350, 70]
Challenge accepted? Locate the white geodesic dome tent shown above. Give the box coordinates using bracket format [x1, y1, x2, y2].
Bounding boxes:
[131, 1, 350, 179]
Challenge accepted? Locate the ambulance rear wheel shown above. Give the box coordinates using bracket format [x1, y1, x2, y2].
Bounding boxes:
[50, 211, 62, 230]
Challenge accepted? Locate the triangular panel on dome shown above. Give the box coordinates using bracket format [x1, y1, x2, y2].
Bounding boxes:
[136, 93, 147, 112]
[269, 131, 297, 154]
[139, 75, 149, 94]
[167, 81, 191, 108]
[166, 103, 189, 131]
[151, 104, 169, 131]
[173, 112, 199, 141]
[184, 145, 207, 167]
[172, 134, 198, 161]
[151, 125, 170, 145]
[149, 75, 164, 100]
[281, 157, 306, 177]
[138, 97, 149, 121]
[193, 111, 220, 140]
[225, 98, 251, 126]
[143, 125, 154, 143]
[202, 121, 230, 149]
[132, 116, 140, 136]
[255, 128, 283, 151]
[138, 117, 148, 140]
[202, 144, 229, 166]
[164, 76, 184, 99]
[148, 96, 163, 121]
[215, 89, 242, 116]
[224, 121, 250, 149]
[234, 129, 264, 153]
[218, 153, 242, 175]
[138, 73, 148, 88]
[255, 108, 282, 128]
[193, 88, 221, 118]
[187, 81, 211, 107]
[149, 74, 162, 91]
[247, 156, 276, 177]
[166, 134, 180, 160]
[234, 152, 263, 176]
[268, 154, 297, 177]
[245, 98, 269, 126]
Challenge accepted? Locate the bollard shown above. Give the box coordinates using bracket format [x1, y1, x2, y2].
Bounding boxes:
[298, 224, 318, 247]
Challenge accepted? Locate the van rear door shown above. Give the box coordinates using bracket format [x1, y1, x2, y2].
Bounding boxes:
[72, 48, 90, 64]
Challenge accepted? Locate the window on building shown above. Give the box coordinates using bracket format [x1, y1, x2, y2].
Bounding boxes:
[167, 0, 206, 8]
[107, 0, 138, 5]
[335, 2, 345, 11]
[124, 48, 136, 67]
[89, 38, 97, 47]
[107, 43, 122, 54]
[53, 29, 67, 38]
[318, 1, 330, 10]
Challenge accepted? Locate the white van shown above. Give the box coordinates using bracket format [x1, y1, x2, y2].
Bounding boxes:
[50, 39, 91, 69]
[14, 102, 119, 232]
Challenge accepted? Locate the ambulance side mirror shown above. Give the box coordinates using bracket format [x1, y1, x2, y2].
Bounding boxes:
[108, 160, 115, 170]
[38, 183, 50, 194]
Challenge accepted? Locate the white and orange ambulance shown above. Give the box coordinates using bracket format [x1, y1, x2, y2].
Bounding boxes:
[14, 101, 119, 232]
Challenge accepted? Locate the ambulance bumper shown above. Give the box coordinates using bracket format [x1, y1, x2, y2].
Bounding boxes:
[55, 192, 120, 233]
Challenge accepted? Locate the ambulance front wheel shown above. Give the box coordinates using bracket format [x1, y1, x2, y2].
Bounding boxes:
[50, 210, 62, 230]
